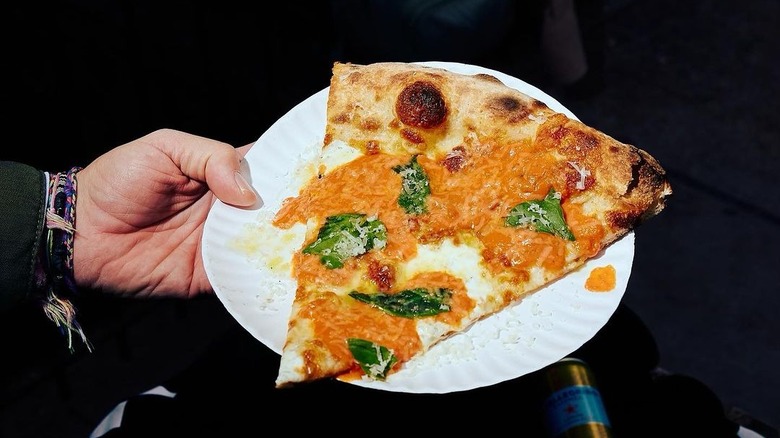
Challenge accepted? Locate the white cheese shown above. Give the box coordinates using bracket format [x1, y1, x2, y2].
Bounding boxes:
[567, 161, 591, 190]
[319, 139, 361, 175]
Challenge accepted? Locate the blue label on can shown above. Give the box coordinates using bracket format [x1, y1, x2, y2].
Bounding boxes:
[543, 384, 611, 436]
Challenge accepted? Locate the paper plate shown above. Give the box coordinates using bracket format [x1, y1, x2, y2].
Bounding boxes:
[202, 61, 633, 393]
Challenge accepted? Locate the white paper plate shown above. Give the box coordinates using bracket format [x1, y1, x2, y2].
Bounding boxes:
[202, 61, 633, 394]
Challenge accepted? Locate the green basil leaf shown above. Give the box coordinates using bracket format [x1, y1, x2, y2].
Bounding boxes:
[505, 188, 575, 241]
[349, 287, 452, 318]
[302, 213, 388, 269]
[347, 338, 398, 380]
[392, 155, 430, 215]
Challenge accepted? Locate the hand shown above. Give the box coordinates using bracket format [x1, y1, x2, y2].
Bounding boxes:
[73, 129, 260, 299]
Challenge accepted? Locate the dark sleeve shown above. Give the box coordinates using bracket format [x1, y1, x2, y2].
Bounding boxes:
[0, 161, 47, 314]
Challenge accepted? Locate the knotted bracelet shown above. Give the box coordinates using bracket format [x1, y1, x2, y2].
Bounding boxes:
[36, 166, 92, 353]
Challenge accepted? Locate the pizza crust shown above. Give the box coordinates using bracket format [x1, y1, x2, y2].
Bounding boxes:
[327, 62, 670, 231]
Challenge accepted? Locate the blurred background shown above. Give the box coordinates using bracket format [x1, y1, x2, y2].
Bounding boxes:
[2, 0, 778, 436]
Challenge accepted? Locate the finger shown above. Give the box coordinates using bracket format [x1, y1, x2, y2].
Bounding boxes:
[155, 129, 260, 207]
[207, 147, 261, 208]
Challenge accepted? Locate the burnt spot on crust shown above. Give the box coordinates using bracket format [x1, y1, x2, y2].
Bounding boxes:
[495, 96, 522, 111]
[560, 129, 600, 159]
[574, 130, 599, 151]
[605, 146, 671, 228]
[396, 81, 448, 129]
[622, 145, 669, 197]
[487, 95, 531, 123]
[626, 147, 672, 218]
[531, 99, 549, 111]
[607, 209, 642, 230]
[625, 146, 645, 194]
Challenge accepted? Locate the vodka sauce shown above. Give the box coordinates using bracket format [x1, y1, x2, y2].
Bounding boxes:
[273, 138, 606, 370]
[585, 265, 617, 292]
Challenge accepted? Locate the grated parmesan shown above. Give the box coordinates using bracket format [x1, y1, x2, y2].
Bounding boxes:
[567, 161, 591, 190]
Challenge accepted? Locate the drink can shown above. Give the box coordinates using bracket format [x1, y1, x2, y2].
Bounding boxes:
[542, 357, 614, 437]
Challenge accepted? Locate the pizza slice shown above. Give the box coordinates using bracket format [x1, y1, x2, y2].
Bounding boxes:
[272, 62, 672, 388]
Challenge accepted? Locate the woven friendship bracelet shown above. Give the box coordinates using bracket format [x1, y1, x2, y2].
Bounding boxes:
[41, 166, 92, 353]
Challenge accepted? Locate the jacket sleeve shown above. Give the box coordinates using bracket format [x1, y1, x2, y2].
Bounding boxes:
[0, 161, 47, 315]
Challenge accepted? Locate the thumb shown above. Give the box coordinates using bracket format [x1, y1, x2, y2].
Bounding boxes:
[158, 129, 260, 207]
[205, 144, 261, 208]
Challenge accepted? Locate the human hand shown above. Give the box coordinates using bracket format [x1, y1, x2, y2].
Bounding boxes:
[73, 129, 260, 298]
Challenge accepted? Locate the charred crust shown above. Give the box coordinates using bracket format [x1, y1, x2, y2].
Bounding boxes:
[496, 96, 522, 111]
[614, 147, 672, 225]
[531, 99, 550, 111]
[633, 149, 672, 218]
[487, 95, 531, 123]
[607, 209, 642, 230]
[396, 81, 448, 129]
[625, 147, 645, 194]
[626, 147, 669, 197]
[557, 128, 600, 157]
[574, 130, 599, 151]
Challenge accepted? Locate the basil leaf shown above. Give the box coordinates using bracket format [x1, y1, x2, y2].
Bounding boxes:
[349, 287, 452, 318]
[347, 338, 398, 380]
[302, 213, 388, 269]
[505, 188, 575, 241]
[392, 155, 430, 215]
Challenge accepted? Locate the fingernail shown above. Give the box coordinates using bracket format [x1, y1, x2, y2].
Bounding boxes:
[235, 171, 261, 205]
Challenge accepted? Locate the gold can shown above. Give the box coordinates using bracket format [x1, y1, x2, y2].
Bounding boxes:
[542, 357, 615, 438]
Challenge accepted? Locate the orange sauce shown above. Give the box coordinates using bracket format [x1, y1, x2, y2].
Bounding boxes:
[585, 265, 616, 292]
[273, 138, 607, 374]
[300, 292, 421, 365]
[565, 203, 607, 259]
[300, 271, 470, 367]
